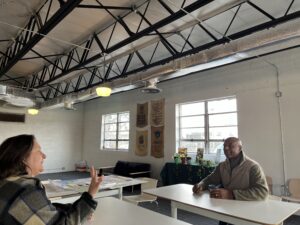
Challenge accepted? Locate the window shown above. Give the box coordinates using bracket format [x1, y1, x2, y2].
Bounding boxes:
[101, 111, 130, 151]
[176, 97, 238, 154]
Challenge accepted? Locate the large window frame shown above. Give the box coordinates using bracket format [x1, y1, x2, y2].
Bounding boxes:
[100, 111, 130, 151]
[176, 97, 238, 154]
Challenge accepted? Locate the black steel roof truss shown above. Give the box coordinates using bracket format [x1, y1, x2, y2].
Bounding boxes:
[80, 39, 93, 63]
[54, 83, 61, 98]
[223, 4, 241, 37]
[63, 82, 70, 94]
[106, 22, 117, 50]
[157, 0, 174, 15]
[52, 8, 300, 97]
[136, 1, 151, 33]
[135, 51, 147, 66]
[0, 74, 24, 85]
[75, 74, 83, 91]
[30, 48, 63, 70]
[0, 0, 83, 78]
[95, 1, 133, 37]
[30, 0, 214, 88]
[77, 4, 132, 11]
[136, 10, 177, 55]
[149, 42, 160, 65]
[247, 1, 275, 20]
[103, 63, 112, 81]
[178, 31, 194, 53]
[20, 53, 65, 61]
[93, 33, 106, 53]
[285, 0, 295, 16]
[0, 39, 10, 43]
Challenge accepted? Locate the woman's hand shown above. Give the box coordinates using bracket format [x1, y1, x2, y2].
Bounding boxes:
[88, 166, 104, 198]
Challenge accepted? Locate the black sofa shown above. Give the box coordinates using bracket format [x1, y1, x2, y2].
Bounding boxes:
[102, 160, 151, 178]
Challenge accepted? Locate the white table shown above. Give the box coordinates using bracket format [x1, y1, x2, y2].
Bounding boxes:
[143, 184, 300, 225]
[91, 197, 192, 225]
[44, 175, 146, 202]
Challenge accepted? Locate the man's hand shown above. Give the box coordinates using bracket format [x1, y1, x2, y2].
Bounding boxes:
[193, 183, 204, 194]
[210, 188, 234, 199]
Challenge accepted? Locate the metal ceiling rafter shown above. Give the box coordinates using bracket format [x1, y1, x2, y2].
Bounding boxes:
[20, 53, 65, 61]
[77, 4, 132, 11]
[28, 36, 99, 88]
[56, 9, 300, 97]
[247, 1, 275, 20]
[0, 0, 83, 78]
[95, 0, 134, 36]
[135, 10, 178, 55]
[31, 0, 215, 89]
[0, 74, 24, 85]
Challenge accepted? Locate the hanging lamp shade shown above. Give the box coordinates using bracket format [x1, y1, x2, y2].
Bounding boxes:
[96, 86, 112, 97]
[27, 108, 39, 115]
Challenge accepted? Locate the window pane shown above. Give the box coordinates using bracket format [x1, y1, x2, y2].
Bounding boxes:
[104, 114, 117, 123]
[118, 131, 129, 139]
[179, 141, 205, 153]
[119, 112, 129, 122]
[180, 102, 204, 116]
[104, 132, 116, 139]
[118, 141, 129, 149]
[209, 127, 238, 139]
[208, 142, 224, 154]
[119, 122, 129, 131]
[208, 98, 236, 113]
[105, 124, 116, 132]
[180, 128, 204, 139]
[104, 141, 116, 149]
[209, 113, 237, 126]
[181, 116, 204, 128]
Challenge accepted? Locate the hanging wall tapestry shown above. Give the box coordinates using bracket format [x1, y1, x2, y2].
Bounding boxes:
[151, 126, 164, 158]
[136, 102, 148, 128]
[150, 98, 165, 126]
[135, 130, 148, 156]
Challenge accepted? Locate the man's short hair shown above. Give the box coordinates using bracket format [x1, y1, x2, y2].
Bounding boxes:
[224, 137, 242, 148]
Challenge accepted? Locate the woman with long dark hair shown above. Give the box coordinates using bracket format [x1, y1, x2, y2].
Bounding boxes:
[0, 134, 103, 225]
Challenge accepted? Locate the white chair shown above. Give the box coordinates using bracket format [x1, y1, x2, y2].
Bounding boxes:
[123, 177, 158, 206]
[282, 178, 300, 203]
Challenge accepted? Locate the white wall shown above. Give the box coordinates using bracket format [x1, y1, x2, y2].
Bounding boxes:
[82, 47, 300, 195]
[0, 106, 84, 172]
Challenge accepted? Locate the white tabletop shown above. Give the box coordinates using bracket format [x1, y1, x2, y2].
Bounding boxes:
[44, 175, 146, 201]
[144, 184, 300, 225]
[90, 197, 191, 225]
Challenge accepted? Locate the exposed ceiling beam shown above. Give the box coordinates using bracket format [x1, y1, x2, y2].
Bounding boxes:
[0, 0, 83, 78]
[33, 0, 215, 88]
[70, 10, 300, 94]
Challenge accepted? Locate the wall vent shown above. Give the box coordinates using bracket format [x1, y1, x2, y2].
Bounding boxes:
[0, 112, 25, 123]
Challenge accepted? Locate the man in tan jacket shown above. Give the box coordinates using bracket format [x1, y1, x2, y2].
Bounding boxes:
[193, 137, 269, 225]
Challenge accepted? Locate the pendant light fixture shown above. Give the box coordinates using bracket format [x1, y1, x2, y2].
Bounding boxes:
[96, 54, 112, 97]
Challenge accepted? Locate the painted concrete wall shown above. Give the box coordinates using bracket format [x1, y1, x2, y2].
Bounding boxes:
[0, 106, 84, 173]
[82, 47, 300, 195]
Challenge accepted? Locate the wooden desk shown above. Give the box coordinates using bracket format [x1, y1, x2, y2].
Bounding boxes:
[55, 197, 192, 225]
[144, 184, 300, 225]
